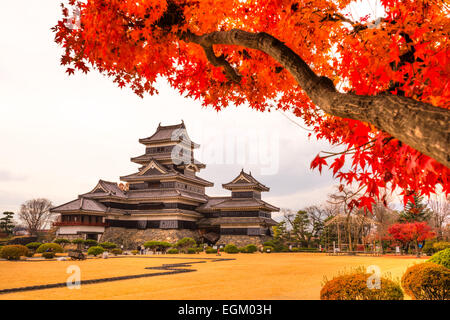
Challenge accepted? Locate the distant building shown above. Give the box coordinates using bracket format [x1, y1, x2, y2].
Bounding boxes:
[51, 122, 279, 248]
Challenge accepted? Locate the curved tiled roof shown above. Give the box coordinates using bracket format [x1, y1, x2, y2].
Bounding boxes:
[222, 170, 269, 191]
[51, 197, 107, 213]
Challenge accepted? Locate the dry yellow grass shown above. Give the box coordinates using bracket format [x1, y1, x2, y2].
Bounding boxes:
[0, 253, 425, 300]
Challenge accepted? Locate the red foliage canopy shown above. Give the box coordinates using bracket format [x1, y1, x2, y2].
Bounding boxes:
[388, 221, 435, 244]
[52, 0, 449, 210]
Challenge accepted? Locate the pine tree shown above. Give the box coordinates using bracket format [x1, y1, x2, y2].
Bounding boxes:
[0, 212, 15, 235]
[399, 195, 431, 223]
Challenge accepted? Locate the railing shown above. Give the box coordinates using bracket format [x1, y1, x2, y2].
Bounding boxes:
[53, 221, 108, 227]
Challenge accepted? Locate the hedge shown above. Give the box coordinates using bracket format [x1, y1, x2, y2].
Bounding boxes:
[321, 272, 404, 300]
[428, 248, 450, 269]
[87, 246, 105, 256]
[0, 245, 29, 260]
[167, 249, 179, 254]
[36, 243, 64, 254]
[401, 262, 449, 300]
[224, 244, 239, 254]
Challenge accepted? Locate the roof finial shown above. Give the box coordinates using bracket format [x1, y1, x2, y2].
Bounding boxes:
[241, 168, 244, 173]
[158, 122, 161, 128]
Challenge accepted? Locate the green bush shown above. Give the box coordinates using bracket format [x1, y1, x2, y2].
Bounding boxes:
[176, 238, 196, 252]
[84, 239, 98, 247]
[53, 238, 71, 247]
[401, 262, 449, 300]
[428, 248, 450, 269]
[87, 246, 105, 256]
[72, 238, 85, 244]
[321, 272, 404, 300]
[42, 252, 55, 259]
[224, 244, 239, 254]
[130, 250, 139, 255]
[36, 243, 64, 254]
[245, 244, 258, 253]
[25, 242, 42, 251]
[206, 248, 217, 254]
[99, 242, 117, 250]
[143, 241, 160, 249]
[422, 240, 436, 255]
[0, 245, 29, 260]
[187, 248, 196, 254]
[167, 249, 179, 254]
[111, 248, 123, 255]
[291, 247, 300, 252]
[263, 246, 274, 253]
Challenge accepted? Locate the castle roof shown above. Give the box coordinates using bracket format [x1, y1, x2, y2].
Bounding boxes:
[197, 217, 278, 227]
[197, 196, 279, 212]
[51, 197, 108, 213]
[138, 121, 199, 147]
[222, 169, 270, 191]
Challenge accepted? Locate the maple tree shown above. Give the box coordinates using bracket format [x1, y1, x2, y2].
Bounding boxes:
[52, 0, 449, 210]
[388, 221, 435, 255]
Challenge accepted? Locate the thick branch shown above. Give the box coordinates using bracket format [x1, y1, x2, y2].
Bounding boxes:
[180, 29, 450, 167]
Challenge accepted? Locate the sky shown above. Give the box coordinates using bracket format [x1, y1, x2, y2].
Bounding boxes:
[0, 1, 385, 222]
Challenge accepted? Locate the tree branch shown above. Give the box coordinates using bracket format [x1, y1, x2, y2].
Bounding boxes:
[180, 29, 450, 167]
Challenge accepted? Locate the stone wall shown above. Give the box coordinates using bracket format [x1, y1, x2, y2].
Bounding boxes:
[216, 235, 272, 248]
[100, 227, 200, 249]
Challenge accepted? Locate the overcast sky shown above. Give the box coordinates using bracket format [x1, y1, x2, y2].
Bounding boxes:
[0, 1, 386, 222]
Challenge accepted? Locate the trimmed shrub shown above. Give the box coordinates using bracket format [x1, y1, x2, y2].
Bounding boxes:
[263, 246, 274, 253]
[321, 272, 404, 300]
[42, 252, 55, 259]
[187, 248, 196, 254]
[291, 247, 300, 252]
[167, 249, 179, 254]
[111, 248, 123, 255]
[143, 241, 160, 250]
[401, 262, 449, 300]
[176, 238, 196, 253]
[0, 245, 29, 260]
[84, 239, 98, 247]
[36, 243, 63, 254]
[99, 242, 117, 250]
[206, 248, 216, 254]
[238, 247, 247, 253]
[433, 242, 450, 253]
[428, 248, 450, 269]
[88, 246, 105, 256]
[224, 244, 239, 254]
[131, 250, 139, 255]
[245, 244, 258, 253]
[72, 238, 85, 244]
[25, 242, 42, 251]
[53, 238, 71, 247]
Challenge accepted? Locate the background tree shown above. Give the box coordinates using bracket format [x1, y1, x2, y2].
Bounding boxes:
[428, 194, 450, 240]
[399, 194, 432, 223]
[0, 212, 15, 235]
[18, 199, 54, 236]
[388, 222, 435, 256]
[53, 0, 449, 210]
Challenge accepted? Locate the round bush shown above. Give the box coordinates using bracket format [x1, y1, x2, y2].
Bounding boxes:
[428, 248, 450, 269]
[187, 248, 196, 254]
[87, 246, 105, 256]
[130, 250, 139, 255]
[42, 252, 55, 259]
[84, 239, 98, 247]
[111, 248, 123, 255]
[401, 262, 450, 300]
[206, 248, 216, 254]
[245, 244, 258, 253]
[239, 247, 248, 253]
[36, 243, 63, 254]
[224, 244, 239, 254]
[0, 245, 29, 260]
[53, 238, 71, 246]
[25, 242, 42, 251]
[167, 249, 179, 254]
[263, 246, 274, 253]
[321, 272, 404, 300]
[72, 238, 85, 244]
[99, 242, 117, 250]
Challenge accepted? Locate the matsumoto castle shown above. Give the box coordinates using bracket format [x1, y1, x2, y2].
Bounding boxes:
[51, 122, 279, 247]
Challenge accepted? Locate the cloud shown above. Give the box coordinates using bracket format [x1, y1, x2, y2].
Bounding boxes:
[0, 170, 27, 182]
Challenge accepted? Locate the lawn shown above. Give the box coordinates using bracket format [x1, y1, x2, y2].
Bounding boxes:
[0, 253, 425, 300]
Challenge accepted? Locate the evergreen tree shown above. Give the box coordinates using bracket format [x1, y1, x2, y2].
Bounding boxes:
[399, 194, 432, 223]
[0, 212, 15, 235]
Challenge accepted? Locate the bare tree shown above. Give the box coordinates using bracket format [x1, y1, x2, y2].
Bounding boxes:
[428, 194, 450, 240]
[18, 198, 54, 235]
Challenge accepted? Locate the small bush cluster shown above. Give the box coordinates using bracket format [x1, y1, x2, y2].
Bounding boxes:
[401, 262, 449, 300]
[99, 242, 117, 250]
[167, 249, 179, 254]
[239, 244, 258, 253]
[87, 246, 105, 256]
[224, 244, 239, 254]
[111, 248, 123, 255]
[423, 241, 450, 255]
[143, 241, 172, 253]
[205, 248, 217, 254]
[130, 250, 139, 255]
[320, 271, 404, 300]
[42, 252, 55, 259]
[0, 245, 29, 260]
[187, 248, 196, 254]
[25, 242, 42, 251]
[36, 243, 64, 254]
[428, 248, 450, 269]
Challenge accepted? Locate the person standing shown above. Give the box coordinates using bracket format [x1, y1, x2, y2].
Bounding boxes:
[137, 245, 142, 255]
